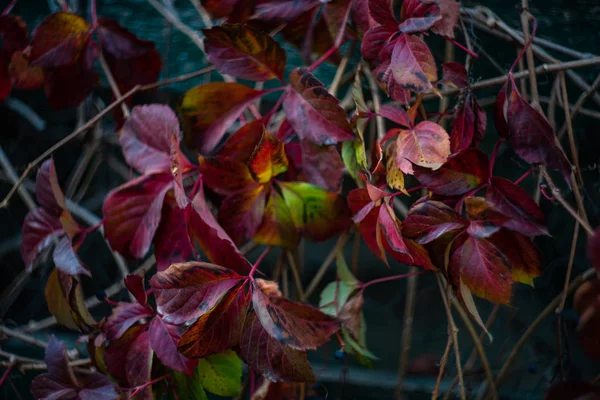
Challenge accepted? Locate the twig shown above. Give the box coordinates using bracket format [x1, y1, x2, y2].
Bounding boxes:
[432, 337, 453, 400]
[459, 17, 473, 71]
[98, 52, 129, 118]
[0, 147, 36, 210]
[302, 233, 349, 301]
[476, 267, 596, 399]
[4, 98, 46, 131]
[558, 72, 600, 140]
[559, 72, 585, 187]
[464, 305, 499, 370]
[395, 268, 419, 400]
[329, 45, 354, 97]
[286, 251, 306, 301]
[141, 66, 215, 90]
[363, 63, 385, 141]
[436, 274, 466, 400]
[188, 0, 212, 28]
[0, 326, 47, 348]
[146, 0, 205, 52]
[519, 0, 539, 108]
[539, 168, 593, 236]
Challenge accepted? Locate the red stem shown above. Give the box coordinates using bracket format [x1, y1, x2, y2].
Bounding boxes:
[335, 331, 345, 351]
[306, 45, 340, 73]
[540, 184, 555, 201]
[124, 373, 170, 397]
[248, 247, 271, 279]
[448, 38, 479, 59]
[514, 169, 533, 185]
[509, 18, 538, 74]
[266, 91, 286, 120]
[359, 270, 429, 292]
[83, 221, 103, 234]
[2, 0, 17, 15]
[0, 363, 14, 388]
[489, 138, 504, 175]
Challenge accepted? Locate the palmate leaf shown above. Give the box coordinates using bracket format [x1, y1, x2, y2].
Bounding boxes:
[395, 120, 451, 175]
[180, 83, 270, 153]
[403, 200, 465, 244]
[203, 24, 286, 81]
[283, 67, 354, 144]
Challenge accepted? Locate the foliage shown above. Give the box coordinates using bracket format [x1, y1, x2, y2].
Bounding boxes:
[3, 0, 599, 398]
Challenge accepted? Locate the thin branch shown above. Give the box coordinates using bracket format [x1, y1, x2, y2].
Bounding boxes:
[286, 251, 306, 301]
[0, 147, 36, 210]
[559, 72, 585, 187]
[188, 0, 212, 28]
[146, 0, 205, 52]
[558, 72, 600, 140]
[464, 305, 500, 371]
[4, 98, 46, 131]
[363, 63, 385, 141]
[302, 233, 349, 301]
[395, 268, 419, 400]
[519, 0, 540, 108]
[98, 52, 129, 118]
[0, 326, 47, 348]
[329, 45, 354, 97]
[432, 337, 453, 400]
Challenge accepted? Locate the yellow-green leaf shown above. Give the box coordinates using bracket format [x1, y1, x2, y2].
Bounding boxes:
[197, 350, 243, 397]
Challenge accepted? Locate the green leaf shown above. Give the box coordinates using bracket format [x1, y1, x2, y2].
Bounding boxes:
[319, 281, 354, 316]
[172, 370, 208, 400]
[342, 140, 368, 183]
[336, 251, 359, 287]
[342, 326, 378, 361]
[197, 350, 243, 397]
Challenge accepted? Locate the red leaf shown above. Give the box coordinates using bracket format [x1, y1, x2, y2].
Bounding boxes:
[8, 50, 44, 90]
[218, 185, 268, 245]
[399, 0, 442, 34]
[464, 197, 510, 239]
[104, 302, 155, 340]
[286, 141, 344, 191]
[202, 0, 240, 19]
[361, 25, 396, 64]
[339, 294, 364, 340]
[403, 200, 465, 244]
[0, 54, 10, 101]
[448, 232, 513, 304]
[187, 182, 253, 274]
[240, 311, 315, 382]
[450, 93, 487, 152]
[0, 15, 29, 55]
[430, 0, 460, 38]
[124, 272, 147, 305]
[154, 197, 195, 271]
[253, 188, 300, 249]
[96, 18, 162, 92]
[505, 77, 572, 183]
[218, 119, 267, 162]
[248, 131, 289, 183]
[179, 82, 269, 153]
[178, 283, 249, 358]
[120, 104, 182, 175]
[105, 324, 145, 385]
[351, 0, 377, 37]
[378, 202, 409, 254]
[252, 0, 313, 22]
[368, 0, 397, 28]
[485, 176, 549, 236]
[198, 155, 256, 196]
[124, 329, 153, 399]
[252, 281, 339, 350]
[149, 317, 197, 375]
[283, 67, 354, 144]
[442, 61, 468, 88]
[348, 188, 386, 262]
[323, 0, 354, 47]
[413, 148, 490, 196]
[372, 38, 412, 103]
[490, 229, 541, 286]
[102, 173, 172, 259]
[52, 235, 89, 276]
[395, 121, 451, 174]
[390, 33, 437, 94]
[379, 104, 411, 129]
[150, 261, 244, 325]
[36, 158, 67, 216]
[29, 12, 92, 67]
[21, 207, 63, 271]
[203, 24, 286, 81]
[494, 80, 510, 139]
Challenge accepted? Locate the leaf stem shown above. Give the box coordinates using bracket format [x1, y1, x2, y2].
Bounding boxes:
[358, 270, 428, 293]
[447, 37, 479, 59]
[125, 373, 170, 397]
[489, 138, 504, 175]
[509, 17, 537, 74]
[306, 45, 340, 73]
[248, 247, 271, 279]
[2, 0, 17, 15]
[513, 169, 533, 185]
[0, 362, 14, 389]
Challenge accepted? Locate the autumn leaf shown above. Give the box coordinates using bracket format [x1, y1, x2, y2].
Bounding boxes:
[395, 120, 451, 174]
[45, 269, 91, 331]
[253, 188, 300, 249]
[323, 0, 354, 47]
[412, 148, 490, 196]
[286, 141, 345, 191]
[203, 24, 286, 81]
[104, 302, 155, 340]
[248, 131, 289, 183]
[154, 197, 196, 271]
[390, 33, 437, 94]
[179, 82, 270, 153]
[124, 272, 148, 305]
[31, 336, 118, 400]
[442, 61, 468, 88]
[430, 0, 460, 38]
[351, 0, 377, 37]
[252, 0, 313, 22]
[368, 0, 397, 28]
[399, 0, 442, 34]
[149, 317, 198, 375]
[385, 141, 407, 193]
[490, 229, 542, 286]
[450, 92, 487, 152]
[283, 67, 354, 144]
[196, 351, 243, 396]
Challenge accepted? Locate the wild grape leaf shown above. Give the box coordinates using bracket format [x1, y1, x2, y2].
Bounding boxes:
[378, 202, 409, 254]
[154, 196, 195, 271]
[402, 200, 466, 244]
[150, 261, 244, 325]
[186, 182, 252, 273]
[361, 25, 397, 64]
[283, 67, 354, 144]
[197, 351, 243, 396]
[390, 33, 437, 94]
[253, 188, 300, 249]
[122, 328, 153, 400]
[179, 83, 269, 153]
[385, 141, 407, 193]
[120, 104, 183, 174]
[395, 121, 451, 174]
[278, 181, 351, 242]
[442, 61, 468, 88]
[486, 176, 549, 236]
[379, 104, 411, 129]
[368, 0, 397, 28]
[252, 0, 313, 22]
[178, 284, 248, 358]
[490, 229, 541, 286]
[203, 24, 286, 81]
[103, 173, 172, 259]
[124, 272, 147, 305]
[45, 269, 82, 331]
[198, 155, 256, 196]
[289, 141, 344, 191]
[372, 38, 412, 103]
[464, 197, 510, 239]
[448, 231, 513, 304]
[218, 185, 268, 246]
[323, 0, 354, 47]
[104, 302, 155, 340]
[149, 317, 197, 375]
[248, 131, 289, 183]
[252, 280, 339, 350]
[240, 311, 315, 382]
[505, 76, 572, 183]
[31, 336, 118, 400]
[430, 0, 460, 38]
[29, 12, 92, 67]
[218, 118, 268, 161]
[96, 17, 162, 93]
[399, 0, 442, 34]
[413, 148, 490, 196]
[450, 92, 487, 152]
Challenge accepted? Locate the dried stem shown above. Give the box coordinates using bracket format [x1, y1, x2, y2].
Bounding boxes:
[0, 147, 36, 210]
[519, 0, 539, 107]
[0, 326, 48, 348]
[432, 337, 453, 400]
[329, 44, 354, 97]
[286, 251, 306, 301]
[363, 63, 386, 141]
[395, 268, 419, 400]
[559, 72, 585, 187]
[558, 72, 600, 140]
[98, 52, 129, 118]
[436, 274, 466, 400]
[302, 233, 348, 301]
[146, 0, 205, 52]
[188, 0, 212, 28]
